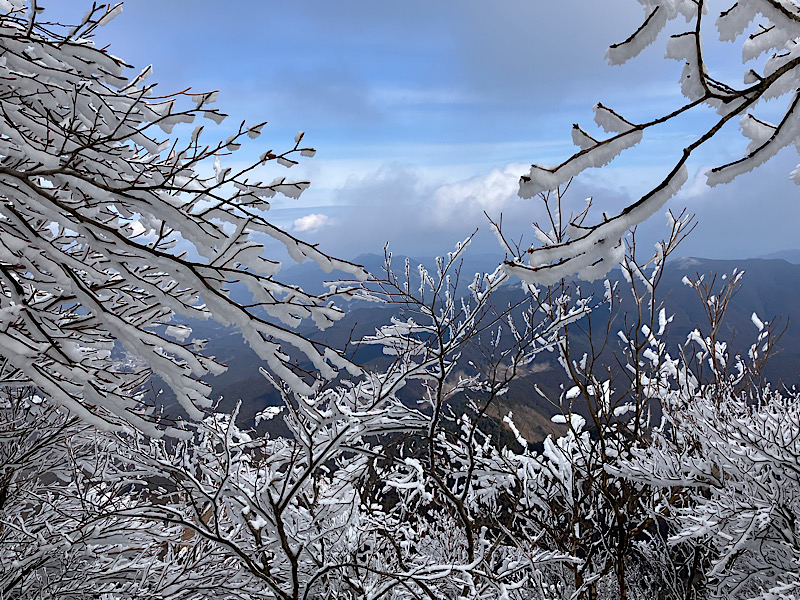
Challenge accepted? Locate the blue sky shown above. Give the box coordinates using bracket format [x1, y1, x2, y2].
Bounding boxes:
[53, 1, 800, 261]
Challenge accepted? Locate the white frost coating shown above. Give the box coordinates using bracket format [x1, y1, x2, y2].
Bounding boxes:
[742, 24, 789, 62]
[204, 110, 226, 124]
[551, 412, 586, 431]
[614, 404, 636, 418]
[191, 90, 219, 107]
[658, 307, 673, 336]
[764, 41, 800, 83]
[708, 93, 800, 186]
[643, 347, 659, 365]
[603, 0, 702, 65]
[751, 312, 765, 331]
[578, 240, 625, 282]
[717, 0, 759, 42]
[740, 114, 777, 153]
[665, 31, 697, 63]
[503, 412, 529, 448]
[510, 165, 687, 284]
[677, 57, 707, 102]
[519, 129, 642, 198]
[743, 68, 760, 84]
[95, 4, 123, 27]
[164, 324, 192, 341]
[606, 5, 668, 66]
[593, 103, 636, 133]
[569, 413, 586, 431]
[254, 405, 282, 425]
[571, 124, 597, 150]
[724, 0, 800, 51]
[519, 164, 559, 196]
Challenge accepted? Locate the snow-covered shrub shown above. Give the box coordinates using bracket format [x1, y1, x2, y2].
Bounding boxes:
[619, 330, 800, 599]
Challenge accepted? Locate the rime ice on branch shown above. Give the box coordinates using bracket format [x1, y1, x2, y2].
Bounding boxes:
[512, 0, 800, 283]
[0, 2, 368, 435]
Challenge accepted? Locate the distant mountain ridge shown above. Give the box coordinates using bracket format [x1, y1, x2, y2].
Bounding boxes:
[758, 249, 800, 264]
[166, 253, 800, 440]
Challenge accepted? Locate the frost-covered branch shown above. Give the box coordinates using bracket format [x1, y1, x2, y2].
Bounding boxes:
[512, 0, 800, 283]
[0, 2, 368, 435]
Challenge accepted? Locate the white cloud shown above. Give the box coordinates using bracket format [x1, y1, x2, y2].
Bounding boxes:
[293, 213, 330, 232]
[430, 164, 527, 222]
[314, 162, 556, 257]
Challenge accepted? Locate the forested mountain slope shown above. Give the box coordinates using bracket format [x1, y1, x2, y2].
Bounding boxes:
[172, 254, 800, 441]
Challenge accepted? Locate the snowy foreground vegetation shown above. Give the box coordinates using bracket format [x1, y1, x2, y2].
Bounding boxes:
[1, 1, 800, 599]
